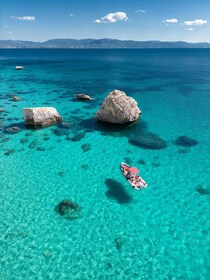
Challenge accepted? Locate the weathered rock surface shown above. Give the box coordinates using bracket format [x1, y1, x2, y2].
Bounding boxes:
[23, 107, 62, 128]
[95, 89, 141, 124]
[76, 93, 94, 100]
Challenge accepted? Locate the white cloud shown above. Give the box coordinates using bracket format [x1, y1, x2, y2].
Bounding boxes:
[184, 19, 207, 26]
[10, 16, 36, 21]
[186, 28, 194, 31]
[95, 12, 128, 23]
[135, 9, 146, 14]
[162, 18, 178, 23]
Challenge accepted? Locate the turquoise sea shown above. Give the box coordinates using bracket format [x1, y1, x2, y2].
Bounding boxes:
[0, 49, 210, 280]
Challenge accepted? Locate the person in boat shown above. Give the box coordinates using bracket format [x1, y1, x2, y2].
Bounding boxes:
[124, 170, 131, 180]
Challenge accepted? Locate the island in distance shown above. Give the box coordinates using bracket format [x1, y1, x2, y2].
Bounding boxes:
[1, 38, 210, 48]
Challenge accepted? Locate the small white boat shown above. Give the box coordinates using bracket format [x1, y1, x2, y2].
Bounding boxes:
[16, 66, 24, 70]
[120, 162, 148, 190]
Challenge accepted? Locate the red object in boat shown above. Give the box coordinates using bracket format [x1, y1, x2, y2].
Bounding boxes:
[128, 167, 139, 173]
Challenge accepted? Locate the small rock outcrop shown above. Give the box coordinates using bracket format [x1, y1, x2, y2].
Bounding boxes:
[55, 200, 81, 220]
[23, 107, 62, 128]
[16, 66, 24, 70]
[76, 93, 94, 100]
[95, 89, 141, 124]
[11, 96, 22, 101]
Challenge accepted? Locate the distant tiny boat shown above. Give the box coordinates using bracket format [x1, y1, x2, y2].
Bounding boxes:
[16, 66, 24, 70]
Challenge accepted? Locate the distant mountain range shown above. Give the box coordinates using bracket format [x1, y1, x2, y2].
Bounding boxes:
[0, 39, 210, 48]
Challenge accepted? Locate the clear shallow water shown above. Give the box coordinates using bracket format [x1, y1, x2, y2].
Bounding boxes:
[0, 49, 210, 280]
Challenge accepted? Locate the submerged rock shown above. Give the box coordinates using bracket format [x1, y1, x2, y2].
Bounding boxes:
[129, 133, 167, 150]
[196, 184, 210, 196]
[175, 136, 198, 147]
[95, 89, 141, 124]
[43, 249, 53, 259]
[4, 126, 21, 134]
[4, 149, 15, 156]
[58, 171, 65, 177]
[55, 200, 81, 220]
[81, 143, 91, 152]
[115, 236, 125, 251]
[58, 121, 72, 129]
[23, 107, 62, 128]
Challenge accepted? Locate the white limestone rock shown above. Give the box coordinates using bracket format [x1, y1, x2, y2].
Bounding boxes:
[23, 107, 62, 128]
[95, 89, 141, 124]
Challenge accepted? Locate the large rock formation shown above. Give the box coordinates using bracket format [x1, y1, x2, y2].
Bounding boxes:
[23, 107, 62, 128]
[95, 90, 141, 124]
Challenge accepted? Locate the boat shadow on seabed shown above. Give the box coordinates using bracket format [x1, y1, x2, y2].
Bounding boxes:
[105, 178, 133, 204]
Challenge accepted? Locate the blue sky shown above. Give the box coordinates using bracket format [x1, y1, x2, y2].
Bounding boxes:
[0, 0, 210, 42]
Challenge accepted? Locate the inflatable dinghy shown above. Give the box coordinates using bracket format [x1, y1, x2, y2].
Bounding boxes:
[120, 162, 148, 190]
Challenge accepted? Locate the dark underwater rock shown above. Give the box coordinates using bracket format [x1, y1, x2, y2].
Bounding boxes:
[175, 136, 198, 147]
[115, 236, 125, 251]
[37, 147, 46, 151]
[53, 128, 67, 137]
[123, 157, 132, 165]
[43, 249, 53, 259]
[129, 133, 167, 150]
[20, 138, 29, 144]
[55, 200, 81, 220]
[138, 159, 146, 165]
[81, 143, 91, 152]
[58, 121, 72, 129]
[4, 126, 21, 134]
[81, 164, 89, 170]
[29, 141, 37, 149]
[0, 137, 10, 143]
[4, 149, 15, 156]
[196, 184, 210, 196]
[58, 171, 65, 177]
[70, 132, 86, 142]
